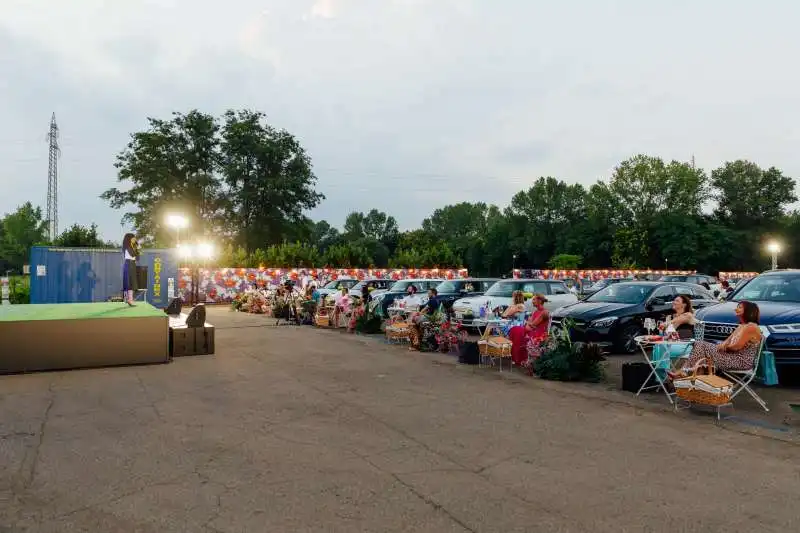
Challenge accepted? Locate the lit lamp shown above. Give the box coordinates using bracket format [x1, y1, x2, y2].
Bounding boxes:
[767, 241, 781, 270]
[166, 214, 189, 245]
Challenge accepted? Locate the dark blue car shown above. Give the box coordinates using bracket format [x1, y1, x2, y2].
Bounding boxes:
[694, 270, 800, 370]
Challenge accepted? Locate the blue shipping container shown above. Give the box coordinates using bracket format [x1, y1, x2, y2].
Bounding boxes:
[29, 246, 179, 308]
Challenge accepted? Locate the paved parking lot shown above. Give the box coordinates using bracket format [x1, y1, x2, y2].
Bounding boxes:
[1, 308, 799, 532]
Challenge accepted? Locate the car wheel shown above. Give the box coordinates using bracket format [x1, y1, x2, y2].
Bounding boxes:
[615, 323, 643, 354]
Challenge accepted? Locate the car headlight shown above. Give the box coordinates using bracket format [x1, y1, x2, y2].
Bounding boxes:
[767, 323, 800, 333]
[590, 316, 618, 328]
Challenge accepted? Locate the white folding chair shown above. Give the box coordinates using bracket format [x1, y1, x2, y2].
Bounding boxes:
[721, 333, 769, 412]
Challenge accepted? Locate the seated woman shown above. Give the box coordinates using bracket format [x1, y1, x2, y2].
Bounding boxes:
[669, 301, 762, 379]
[662, 294, 696, 339]
[501, 290, 526, 335]
[410, 288, 441, 351]
[508, 294, 549, 367]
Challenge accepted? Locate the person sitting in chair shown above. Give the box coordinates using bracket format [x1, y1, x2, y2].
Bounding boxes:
[669, 301, 762, 379]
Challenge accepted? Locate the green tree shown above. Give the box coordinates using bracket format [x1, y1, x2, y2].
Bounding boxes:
[53, 223, 110, 247]
[712, 160, 797, 229]
[0, 203, 49, 273]
[220, 110, 323, 251]
[548, 254, 582, 269]
[322, 242, 372, 267]
[343, 209, 399, 251]
[102, 110, 225, 245]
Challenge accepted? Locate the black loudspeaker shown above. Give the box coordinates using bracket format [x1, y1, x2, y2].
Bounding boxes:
[621, 362, 657, 393]
[165, 298, 183, 316]
[135, 266, 148, 290]
[186, 305, 207, 327]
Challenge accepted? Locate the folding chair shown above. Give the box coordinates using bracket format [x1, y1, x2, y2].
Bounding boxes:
[721, 334, 769, 412]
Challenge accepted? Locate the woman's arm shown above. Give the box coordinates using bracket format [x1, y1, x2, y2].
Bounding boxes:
[502, 304, 521, 318]
[670, 312, 692, 327]
[526, 309, 549, 329]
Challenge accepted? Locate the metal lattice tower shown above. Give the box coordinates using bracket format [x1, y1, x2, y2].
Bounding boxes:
[46, 113, 60, 241]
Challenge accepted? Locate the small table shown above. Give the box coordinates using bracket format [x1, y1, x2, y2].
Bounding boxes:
[634, 336, 692, 405]
[476, 318, 510, 338]
[386, 307, 410, 320]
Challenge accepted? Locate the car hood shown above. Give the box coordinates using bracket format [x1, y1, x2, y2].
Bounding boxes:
[553, 301, 636, 321]
[452, 295, 511, 312]
[696, 301, 800, 325]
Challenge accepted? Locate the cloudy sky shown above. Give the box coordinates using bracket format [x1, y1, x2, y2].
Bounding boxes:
[1, 0, 798, 240]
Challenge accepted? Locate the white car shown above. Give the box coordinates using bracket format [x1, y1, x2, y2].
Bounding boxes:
[451, 279, 578, 327]
[316, 278, 358, 300]
[349, 279, 396, 298]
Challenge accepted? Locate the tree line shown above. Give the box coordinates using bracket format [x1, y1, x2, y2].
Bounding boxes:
[1, 109, 797, 276]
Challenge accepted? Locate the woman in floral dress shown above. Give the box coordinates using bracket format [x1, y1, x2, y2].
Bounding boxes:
[669, 301, 762, 379]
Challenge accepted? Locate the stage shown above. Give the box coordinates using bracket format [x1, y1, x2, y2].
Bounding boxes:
[0, 302, 170, 374]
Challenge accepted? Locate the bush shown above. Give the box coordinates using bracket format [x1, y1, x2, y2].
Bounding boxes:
[533, 321, 604, 382]
[9, 276, 29, 304]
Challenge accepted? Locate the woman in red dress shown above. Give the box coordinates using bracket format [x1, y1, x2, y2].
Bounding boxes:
[509, 294, 550, 366]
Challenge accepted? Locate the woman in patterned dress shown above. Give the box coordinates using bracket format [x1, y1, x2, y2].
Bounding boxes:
[669, 300, 762, 378]
[508, 294, 549, 367]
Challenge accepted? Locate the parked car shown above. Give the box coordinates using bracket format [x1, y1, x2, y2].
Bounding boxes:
[370, 279, 445, 315]
[452, 279, 577, 328]
[551, 281, 718, 353]
[316, 278, 358, 300]
[400, 278, 499, 312]
[349, 279, 396, 299]
[694, 270, 800, 369]
[660, 274, 721, 296]
[580, 277, 628, 299]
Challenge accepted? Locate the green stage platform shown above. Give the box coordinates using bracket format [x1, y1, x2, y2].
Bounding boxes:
[0, 302, 164, 322]
[0, 302, 169, 374]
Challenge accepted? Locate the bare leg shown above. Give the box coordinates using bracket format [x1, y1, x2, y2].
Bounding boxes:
[127, 290, 135, 306]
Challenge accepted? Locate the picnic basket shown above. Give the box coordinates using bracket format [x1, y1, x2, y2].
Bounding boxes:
[477, 326, 512, 359]
[673, 357, 733, 406]
[385, 316, 411, 342]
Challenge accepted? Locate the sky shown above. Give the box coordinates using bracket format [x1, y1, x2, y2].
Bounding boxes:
[1, 0, 799, 241]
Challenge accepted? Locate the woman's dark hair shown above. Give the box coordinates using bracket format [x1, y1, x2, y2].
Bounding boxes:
[739, 300, 760, 324]
[675, 294, 693, 314]
[122, 233, 136, 255]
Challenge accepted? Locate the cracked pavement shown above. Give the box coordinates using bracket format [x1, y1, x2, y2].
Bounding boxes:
[1, 308, 799, 532]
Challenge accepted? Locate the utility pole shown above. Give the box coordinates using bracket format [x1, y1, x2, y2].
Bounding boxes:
[47, 113, 60, 242]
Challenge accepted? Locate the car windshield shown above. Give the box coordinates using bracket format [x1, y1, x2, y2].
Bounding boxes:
[391, 281, 414, 293]
[731, 274, 800, 302]
[436, 281, 462, 293]
[586, 283, 655, 304]
[323, 280, 340, 289]
[660, 276, 687, 282]
[324, 280, 355, 289]
[485, 282, 524, 297]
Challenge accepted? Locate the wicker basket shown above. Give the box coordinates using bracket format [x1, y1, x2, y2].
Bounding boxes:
[477, 336, 512, 358]
[386, 321, 411, 342]
[674, 358, 733, 406]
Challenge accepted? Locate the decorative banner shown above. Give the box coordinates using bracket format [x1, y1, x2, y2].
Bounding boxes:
[512, 268, 696, 280]
[179, 267, 470, 304]
[718, 271, 758, 280]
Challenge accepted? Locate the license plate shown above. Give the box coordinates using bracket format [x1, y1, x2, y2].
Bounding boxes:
[455, 312, 464, 319]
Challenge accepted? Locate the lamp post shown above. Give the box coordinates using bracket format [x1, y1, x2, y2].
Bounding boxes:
[166, 214, 189, 245]
[178, 242, 214, 305]
[767, 241, 781, 270]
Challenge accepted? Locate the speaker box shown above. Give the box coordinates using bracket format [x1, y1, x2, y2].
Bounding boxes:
[186, 305, 206, 327]
[165, 297, 182, 316]
[169, 325, 215, 357]
[135, 266, 148, 290]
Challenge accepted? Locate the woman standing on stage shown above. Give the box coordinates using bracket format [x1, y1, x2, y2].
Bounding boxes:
[122, 233, 140, 306]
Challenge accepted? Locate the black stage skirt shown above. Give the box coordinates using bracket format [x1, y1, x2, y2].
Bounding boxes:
[122, 259, 138, 292]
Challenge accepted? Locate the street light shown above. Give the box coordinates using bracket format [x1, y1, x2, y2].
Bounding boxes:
[767, 241, 782, 270]
[166, 214, 189, 245]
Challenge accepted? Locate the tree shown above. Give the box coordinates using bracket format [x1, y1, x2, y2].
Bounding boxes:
[102, 110, 226, 245]
[0, 203, 49, 273]
[712, 160, 797, 229]
[309, 220, 341, 252]
[323, 242, 372, 267]
[506, 177, 587, 267]
[220, 110, 323, 251]
[548, 254, 582, 269]
[54, 223, 110, 248]
[102, 109, 324, 250]
[343, 209, 399, 251]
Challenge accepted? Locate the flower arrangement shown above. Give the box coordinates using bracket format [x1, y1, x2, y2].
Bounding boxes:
[434, 320, 468, 353]
[532, 319, 605, 382]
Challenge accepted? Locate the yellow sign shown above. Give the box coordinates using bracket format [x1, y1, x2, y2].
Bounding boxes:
[153, 257, 162, 297]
